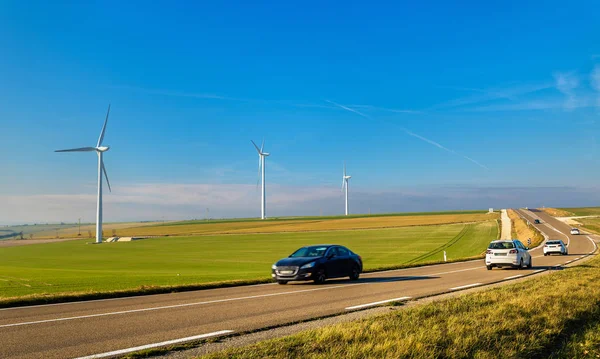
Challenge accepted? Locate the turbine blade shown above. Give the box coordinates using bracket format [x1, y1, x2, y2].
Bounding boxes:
[97, 104, 111, 147]
[102, 159, 112, 192]
[261, 139, 265, 153]
[55, 147, 97, 152]
[344, 161, 347, 177]
[251, 140, 261, 154]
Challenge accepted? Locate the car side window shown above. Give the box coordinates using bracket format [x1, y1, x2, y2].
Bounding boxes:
[515, 241, 523, 249]
[337, 247, 349, 256]
[326, 247, 337, 257]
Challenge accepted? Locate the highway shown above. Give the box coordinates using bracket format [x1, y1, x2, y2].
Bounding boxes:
[0, 209, 596, 359]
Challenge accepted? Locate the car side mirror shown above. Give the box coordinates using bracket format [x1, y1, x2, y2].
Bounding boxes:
[327, 254, 335, 260]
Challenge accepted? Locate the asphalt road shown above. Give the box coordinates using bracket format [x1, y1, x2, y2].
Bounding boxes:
[0, 209, 596, 359]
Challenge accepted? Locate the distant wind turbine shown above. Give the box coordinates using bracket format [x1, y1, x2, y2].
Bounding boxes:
[342, 161, 351, 216]
[251, 139, 270, 220]
[56, 105, 112, 244]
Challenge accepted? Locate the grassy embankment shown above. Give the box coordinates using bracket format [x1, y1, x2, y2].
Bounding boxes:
[0, 212, 498, 307]
[202, 255, 600, 359]
[555, 207, 600, 235]
[540, 207, 575, 217]
[507, 209, 545, 247]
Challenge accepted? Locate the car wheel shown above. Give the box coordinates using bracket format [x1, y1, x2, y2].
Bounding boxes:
[486, 265, 492, 270]
[277, 280, 288, 285]
[313, 270, 326, 284]
[349, 266, 360, 280]
[544, 253, 547, 256]
[518, 258, 524, 270]
[527, 257, 532, 269]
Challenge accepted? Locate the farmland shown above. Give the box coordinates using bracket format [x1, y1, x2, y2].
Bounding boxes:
[0, 212, 498, 303]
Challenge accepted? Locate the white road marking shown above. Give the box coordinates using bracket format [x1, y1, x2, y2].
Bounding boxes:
[504, 274, 523, 280]
[533, 269, 546, 274]
[73, 330, 233, 359]
[565, 261, 573, 264]
[345, 296, 412, 310]
[0, 283, 371, 328]
[449, 283, 482, 291]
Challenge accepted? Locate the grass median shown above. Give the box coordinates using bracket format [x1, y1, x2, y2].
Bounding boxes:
[508, 209, 544, 247]
[201, 255, 600, 359]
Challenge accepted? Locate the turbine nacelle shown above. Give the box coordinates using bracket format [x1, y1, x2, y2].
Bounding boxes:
[96, 146, 110, 152]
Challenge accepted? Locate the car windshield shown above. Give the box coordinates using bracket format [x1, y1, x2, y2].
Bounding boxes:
[289, 246, 329, 258]
[488, 242, 515, 249]
[547, 241, 561, 245]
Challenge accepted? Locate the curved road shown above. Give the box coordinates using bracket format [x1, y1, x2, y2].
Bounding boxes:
[0, 210, 596, 359]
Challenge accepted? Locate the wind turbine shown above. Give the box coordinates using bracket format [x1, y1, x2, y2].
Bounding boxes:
[342, 161, 351, 216]
[251, 139, 269, 220]
[56, 105, 112, 244]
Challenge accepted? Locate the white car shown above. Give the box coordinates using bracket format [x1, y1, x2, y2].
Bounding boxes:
[570, 228, 580, 235]
[544, 240, 568, 256]
[485, 239, 532, 270]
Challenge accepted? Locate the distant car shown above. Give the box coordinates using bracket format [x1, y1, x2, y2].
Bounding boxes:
[271, 245, 363, 284]
[544, 240, 568, 256]
[534, 219, 541, 224]
[570, 228, 580, 235]
[485, 239, 532, 270]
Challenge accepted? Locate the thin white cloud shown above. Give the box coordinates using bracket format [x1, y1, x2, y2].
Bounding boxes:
[325, 99, 372, 118]
[114, 84, 337, 110]
[554, 72, 580, 109]
[430, 83, 554, 110]
[347, 104, 422, 114]
[401, 129, 489, 170]
[326, 100, 488, 170]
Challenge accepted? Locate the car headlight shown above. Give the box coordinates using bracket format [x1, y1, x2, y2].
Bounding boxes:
[271, 264, 277, 270]
[300, 262, 316, 269]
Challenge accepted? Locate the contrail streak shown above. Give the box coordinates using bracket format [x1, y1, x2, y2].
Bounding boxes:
[326, 100, 489, 170]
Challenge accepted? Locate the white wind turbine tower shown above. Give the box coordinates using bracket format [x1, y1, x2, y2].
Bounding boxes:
[56, 105, 112, 244]
[342, 161, 351, 216]
[251, 139, 270, 220]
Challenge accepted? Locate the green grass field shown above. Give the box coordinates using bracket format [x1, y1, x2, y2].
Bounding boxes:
[0, 220, 497, 301]
[560, 207, 600, 216]
[578, 218, 600, 234]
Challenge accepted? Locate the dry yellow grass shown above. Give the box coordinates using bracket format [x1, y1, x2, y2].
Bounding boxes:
[540, 207, 575, 217]
[114, 213, 499, 237]
[507, 209, 544, 247]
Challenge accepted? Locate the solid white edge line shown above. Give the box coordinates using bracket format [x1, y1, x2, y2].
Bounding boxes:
[345, 296, 411, 310]
[449, 283, 482, 291]
[504, 274, 523, 280]
[533, 269, 545, 274]
[74, 330, 234, 359]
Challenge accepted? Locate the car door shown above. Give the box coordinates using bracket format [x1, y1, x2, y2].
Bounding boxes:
[335, 246, 352, 275]
[324, 247, 343, 277]
[517, 240, 530, 264]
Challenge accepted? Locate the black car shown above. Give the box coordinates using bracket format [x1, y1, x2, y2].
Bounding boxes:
[271, 245, 363, 285]
[534, 219, 541, 224]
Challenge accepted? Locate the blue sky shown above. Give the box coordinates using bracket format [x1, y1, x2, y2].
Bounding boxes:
[1, 1, 600, 223]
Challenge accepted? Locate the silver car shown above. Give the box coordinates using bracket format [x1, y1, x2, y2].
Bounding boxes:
[485, 239, 532, 270]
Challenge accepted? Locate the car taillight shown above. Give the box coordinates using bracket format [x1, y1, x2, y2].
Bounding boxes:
[486, 250, 492, 254]
[509, 249, 517, 254]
